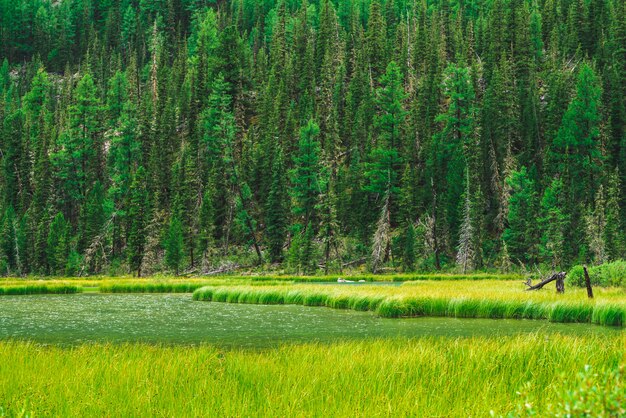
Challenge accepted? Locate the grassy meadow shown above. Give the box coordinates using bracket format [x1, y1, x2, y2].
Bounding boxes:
[0, 335, 624, 417]
[193, 280, 626, 326]
[2, 274, 624, 416]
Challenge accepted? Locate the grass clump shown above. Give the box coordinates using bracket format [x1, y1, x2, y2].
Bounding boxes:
[99, 282, 207, 293]
[193, 281, 626, 327]
[0, 284, 81, 295]
[0, 335, 623, 417]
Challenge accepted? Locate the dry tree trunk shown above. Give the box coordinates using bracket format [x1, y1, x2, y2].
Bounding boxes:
[525, 271, 566, 292]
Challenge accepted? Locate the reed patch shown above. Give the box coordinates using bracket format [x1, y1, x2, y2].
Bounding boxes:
[193, 282, 626, 327]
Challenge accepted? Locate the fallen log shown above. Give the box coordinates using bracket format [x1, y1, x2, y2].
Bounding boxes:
[525, 272, 566, 291]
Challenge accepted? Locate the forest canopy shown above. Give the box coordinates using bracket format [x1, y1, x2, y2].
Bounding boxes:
[0, 0, 625, 276]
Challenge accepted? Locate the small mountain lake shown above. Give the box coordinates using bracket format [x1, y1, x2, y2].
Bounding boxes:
[0, 294, 621, 347]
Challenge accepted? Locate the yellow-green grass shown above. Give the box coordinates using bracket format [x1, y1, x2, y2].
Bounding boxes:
[0, 277, 292, 293]
[1, 273, 522, 294]
[240, 273, 523, 282]
[0, 335, 623, 417]
[0, 272, 522, 285]
[193, 281, 626, 326]
[0, 284, 81, 295]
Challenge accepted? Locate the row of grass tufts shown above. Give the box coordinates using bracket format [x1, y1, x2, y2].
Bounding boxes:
[193, 286, 625, 327]
[98, 280, 293, 293]
[99, 283, 208, 293]
[0, 284, 81, 295]
[242, 273, 523, 282]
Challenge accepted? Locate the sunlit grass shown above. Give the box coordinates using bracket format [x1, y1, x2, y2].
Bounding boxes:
[0, 284, 81, 295]
[0, 335, 623, 417]
[194, 281, 626, 326]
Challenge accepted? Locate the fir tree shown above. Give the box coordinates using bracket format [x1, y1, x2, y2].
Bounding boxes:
[127, 167, 148, 277]
[265, 147, 288, 263]
[197, 187, 215, 270]
[290, 120, 322, 229]
[503, 167, 538, 266]
[165, 215, 184, 275]
[456, 173, 475, 273]
[402, 222, 416, 272]
[585, 186, 608, 265]
[538, 177, 568, 270]
[47, 213, 69, 275]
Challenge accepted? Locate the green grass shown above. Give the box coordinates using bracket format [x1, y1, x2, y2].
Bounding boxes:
[99, 282, 209, 293]
[0, 284, 81, 295]
[193, 282, 626, 327]
[0, 335, 623, 417]
[237, 272, 524, 282]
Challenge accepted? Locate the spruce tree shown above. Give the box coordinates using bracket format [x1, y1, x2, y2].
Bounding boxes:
[503, 167, 538, 266]
[402, 222, 416, 272]
[197, 187, 215, 270]
[47, 213, 69, 275]
[538, 178, 568, 269]
[127, 167, 148, 277]
[552, 63, 603, 261]
[165, 215, 184, 275]
[265, 147, 288, 263]
[290, 120, 322, 229]
[430, 64, 477, 251]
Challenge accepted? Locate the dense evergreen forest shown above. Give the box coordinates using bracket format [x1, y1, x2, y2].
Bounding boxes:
[0, 0, 625, 276]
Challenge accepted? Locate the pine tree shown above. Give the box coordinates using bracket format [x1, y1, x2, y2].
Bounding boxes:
[165, 215, 184, 275]
[47, 213, 69, 275]
[430, 64, 477, 251]
[585, 186, 607, 265]
[299, 221, 316, 274]
[366, 0, 388, 82]
[290, 120, 322, 229]
[127, 167, 148, 277]
[553, 63, 603, 207]
[265, 147, 288, 263]
[552, 63, 603, 261]
[503, 167, 538, 266]
[370, 192, 391, 273]
[604, 169, 623, 260]
[402, 222, 416, 272]
[197, 187, 215, 270]
[456, 172, 475, 273]
[538, 177, 568, 269]
[366, 61, 406, 204]
[53, 73, 101, 225]
[0, 206, 18, 273]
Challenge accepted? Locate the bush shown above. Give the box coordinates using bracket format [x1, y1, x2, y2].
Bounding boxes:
[567, 260, 626, 288]
[511, 364, 625, 417]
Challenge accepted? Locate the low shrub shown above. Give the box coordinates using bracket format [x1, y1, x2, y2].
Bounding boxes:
[512, 364, 625, 417]
[568, 260, 626, 288]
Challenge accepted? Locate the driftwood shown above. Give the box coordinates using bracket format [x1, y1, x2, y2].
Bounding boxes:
[583, 266, 594, 299]
[525, 272, 566, 292]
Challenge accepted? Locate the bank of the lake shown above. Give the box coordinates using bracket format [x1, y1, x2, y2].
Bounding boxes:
[193, 281, 626, 326]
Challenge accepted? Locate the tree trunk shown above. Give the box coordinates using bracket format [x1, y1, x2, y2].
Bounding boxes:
[583, 266, 594, 299]
[525, 272, 566, 291]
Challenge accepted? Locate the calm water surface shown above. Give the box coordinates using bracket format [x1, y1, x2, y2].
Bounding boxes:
[0, 294, 620, 347]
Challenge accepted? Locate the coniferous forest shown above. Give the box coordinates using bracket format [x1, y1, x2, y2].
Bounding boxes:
[1, 0, 625, 277]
